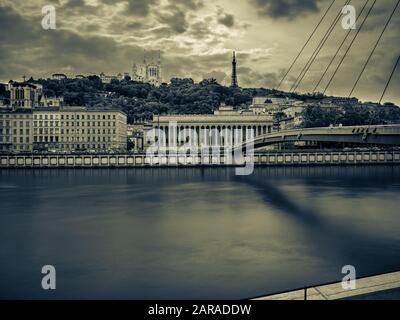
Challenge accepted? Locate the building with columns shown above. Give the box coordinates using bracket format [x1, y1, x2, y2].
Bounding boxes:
[147, 104, 274, 149]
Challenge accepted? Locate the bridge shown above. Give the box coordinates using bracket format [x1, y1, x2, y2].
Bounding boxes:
[235, 124, 400, 151]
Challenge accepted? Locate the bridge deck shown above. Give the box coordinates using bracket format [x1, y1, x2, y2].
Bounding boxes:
[235, 124, 400, 150]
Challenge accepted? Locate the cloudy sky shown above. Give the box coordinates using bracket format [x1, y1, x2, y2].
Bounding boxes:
[0, 0, 399, 104]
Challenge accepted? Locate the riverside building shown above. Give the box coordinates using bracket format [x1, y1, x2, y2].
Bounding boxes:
[147, 104, 274, 148]
[32, 107, 127, 152]
[1, 107, 127, 152]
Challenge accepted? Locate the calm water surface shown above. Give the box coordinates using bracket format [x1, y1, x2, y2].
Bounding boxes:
[0, 166, 399, 299]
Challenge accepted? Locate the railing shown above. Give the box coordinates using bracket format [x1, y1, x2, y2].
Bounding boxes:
[0, 149, 399, 168]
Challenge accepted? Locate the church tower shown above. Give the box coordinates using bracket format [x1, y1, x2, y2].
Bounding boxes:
[131, 50, 162, 87]
[231, 51, 238, 88]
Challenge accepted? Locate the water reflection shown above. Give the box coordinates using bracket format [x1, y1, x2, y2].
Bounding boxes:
[0, 166, 399, 299]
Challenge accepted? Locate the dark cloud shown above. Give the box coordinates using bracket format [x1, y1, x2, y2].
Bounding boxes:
[64, 0, 86, 7]
[61, 0, 102, 15]
[154, 0, 209, 35]
[107, 20, 145, 34]
[238, 66, 282, 88]
[162, 52, 230, 81]
[186, 20, 212, 39]
[0, 0, 398, 104]
[250, 0, 319, 18]
[218, 13, 235, 27]
[0, 6, 35, 43]
[126, 0, 159, 17]
[0, 4, 141, 79]
[156, 7, 188, 34]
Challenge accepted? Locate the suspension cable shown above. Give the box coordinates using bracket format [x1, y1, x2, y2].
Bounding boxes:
[313, 0, 370, 93]
[322, 0, 377, 95]
[276, 0, 336, 90]
[349, 0, 400, 97]
[290, 0, 351, 93]
[379, 55, 400, 104]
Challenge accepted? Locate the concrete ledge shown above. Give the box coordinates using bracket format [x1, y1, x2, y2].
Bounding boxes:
[254, 271, 400, 300]
[1, 150, 400, 168]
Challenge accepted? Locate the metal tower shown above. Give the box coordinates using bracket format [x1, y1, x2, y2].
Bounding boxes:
[231, 51, 238, 88]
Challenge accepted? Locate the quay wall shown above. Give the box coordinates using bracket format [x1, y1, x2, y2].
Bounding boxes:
[1, 150, 400, 168]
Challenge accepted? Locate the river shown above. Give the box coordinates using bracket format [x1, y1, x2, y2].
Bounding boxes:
[0, 166, 399, 299]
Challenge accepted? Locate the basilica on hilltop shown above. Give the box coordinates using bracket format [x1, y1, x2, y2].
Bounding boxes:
[131, 51, 162, 87]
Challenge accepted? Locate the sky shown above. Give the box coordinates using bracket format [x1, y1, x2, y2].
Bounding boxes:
[0, 0, 399, 104]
